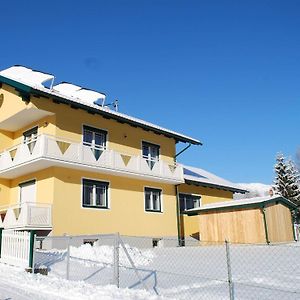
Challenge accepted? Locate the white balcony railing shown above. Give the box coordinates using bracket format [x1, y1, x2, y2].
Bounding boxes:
[0, 134, 184, 183]
[0, 202, 52, 230]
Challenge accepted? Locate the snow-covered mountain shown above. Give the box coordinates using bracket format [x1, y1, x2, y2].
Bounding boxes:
[234, 183, 271, 200]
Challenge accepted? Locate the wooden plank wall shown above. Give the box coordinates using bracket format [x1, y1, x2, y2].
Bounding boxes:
[265, 203, 294, 242]
[199, 207, 266, 243]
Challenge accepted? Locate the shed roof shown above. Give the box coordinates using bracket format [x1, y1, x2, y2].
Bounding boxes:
[182, 164, 248, 193]
[185, 195, 297, 215]
[0, 65, 201, 145]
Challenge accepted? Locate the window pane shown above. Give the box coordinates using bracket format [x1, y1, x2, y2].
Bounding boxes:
[96, 186, 107, 207]
[153, 192, 160, 211]
[83, 130, 93, 144]
[83, 184, 93, 206]
[193, 198, 200, 208]
[179, 196, 185, 212]
[95, 133, 106, 148]
[142, 144, 149, 157]
[186, 197, 194, 210]
[145, 191, 151, 210]
[150, 146, 159, 160]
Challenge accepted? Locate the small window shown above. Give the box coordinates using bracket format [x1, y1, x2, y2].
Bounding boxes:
[179, 194, 201, 212]
[145, 187, 162, 212]
[23, 126, 38, 154]
[83, 125, 107, 160]
[82, 179, 109, 209]
[142, 141, 160, 169]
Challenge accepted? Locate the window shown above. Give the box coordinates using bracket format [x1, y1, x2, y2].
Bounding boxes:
[83, 125, 107, 160]
[145, 187, 162, 212]
[23, 127, 38, 154]
[142, 141, 159, 169]
[179, 194, 201, 212]
[82, 179, 109, 209]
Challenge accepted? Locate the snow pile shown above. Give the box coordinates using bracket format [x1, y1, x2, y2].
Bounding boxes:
[69, 243, 155, 267]
[0, 263, 161, 300]
[234, 183, 271, 200]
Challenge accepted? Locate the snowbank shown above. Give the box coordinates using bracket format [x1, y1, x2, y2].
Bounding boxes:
[0, 263, 161, 300]
[70, 243, 155, 267]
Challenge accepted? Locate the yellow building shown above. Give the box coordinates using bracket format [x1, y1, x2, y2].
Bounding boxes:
[0, 65, 245, 245]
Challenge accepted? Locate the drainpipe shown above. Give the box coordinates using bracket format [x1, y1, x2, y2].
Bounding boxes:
[261, 207, 270, 244]
[174, 143, 192, 246]
[175, 184, 183, 247]
[0, 228, 3, 258]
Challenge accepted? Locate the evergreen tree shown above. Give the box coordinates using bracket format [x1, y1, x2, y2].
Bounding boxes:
[273, 154, 300, 222]
[273, 154, 300, 203]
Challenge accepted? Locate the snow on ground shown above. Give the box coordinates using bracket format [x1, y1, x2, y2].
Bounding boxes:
[38, 243, 155, 268]
[33, 242, 300, 299]
[70, 243, 155, 267]
[0, 263, 161, 300]
[234, 183, 271, 199]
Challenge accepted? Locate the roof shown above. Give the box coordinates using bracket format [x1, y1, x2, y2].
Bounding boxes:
[182, 164, 248, 193]
[0, 66, 201, 145]
[185, 195, 297, 215]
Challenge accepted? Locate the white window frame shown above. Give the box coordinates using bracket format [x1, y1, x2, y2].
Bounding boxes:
[82, 178, 109, 209]
[144, 187, 162, 213]
[179, 193, 201, 212]
[23, 126, 38, 153]
[142, 141, 160, 169]
[83, 125, 108, 151]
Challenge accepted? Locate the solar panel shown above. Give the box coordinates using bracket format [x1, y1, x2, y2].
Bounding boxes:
[53, 83, 105, 105]
[183, 168, 207, 179]
[0, 66, 54, 88]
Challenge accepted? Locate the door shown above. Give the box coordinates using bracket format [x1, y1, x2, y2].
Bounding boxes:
[19, 180, 36, 206]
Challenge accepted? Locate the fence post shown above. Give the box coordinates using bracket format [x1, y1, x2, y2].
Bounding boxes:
[225, 240, 234, 300]
[66, 236, 71, 280]
[113, 232, 120, 287]
[0, 228, 3, 258]
[29, 230, 36, 270]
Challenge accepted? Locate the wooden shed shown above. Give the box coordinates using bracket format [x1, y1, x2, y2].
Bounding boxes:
[185, 196, 296, 244]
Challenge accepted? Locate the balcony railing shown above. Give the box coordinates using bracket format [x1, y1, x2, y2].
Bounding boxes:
[0, 134, 184, 183]
[0, 202, 52, 230]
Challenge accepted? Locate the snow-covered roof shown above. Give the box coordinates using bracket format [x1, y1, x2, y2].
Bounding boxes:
[0, 65, 201, 145]
[185, 195, 297, 215]
[182, 164, 248, 193]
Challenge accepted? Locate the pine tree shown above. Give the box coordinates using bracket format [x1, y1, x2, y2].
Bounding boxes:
[273, 154, 300, 203]
[273, 153, 300, 222]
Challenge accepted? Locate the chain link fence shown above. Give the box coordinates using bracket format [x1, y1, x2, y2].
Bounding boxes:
[33, 234, 300, 299]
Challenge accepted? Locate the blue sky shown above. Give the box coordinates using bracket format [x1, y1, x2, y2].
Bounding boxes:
[1, 1, 299, 184]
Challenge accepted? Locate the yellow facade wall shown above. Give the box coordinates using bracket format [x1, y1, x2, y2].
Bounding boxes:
[0, 130, 13, 151]
[0, 179, 10, 207]
[8, 168, 54, 206]
[51, 167, 177, 237]
[179, 184, 234, 238]
[0, 85, 29, 125]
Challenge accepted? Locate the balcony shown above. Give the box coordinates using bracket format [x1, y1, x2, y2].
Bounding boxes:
[0, 134, 184, 183]
[0, 202, 52, 230]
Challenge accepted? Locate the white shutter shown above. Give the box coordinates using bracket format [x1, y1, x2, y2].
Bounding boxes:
[20, 181, 36, 204]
